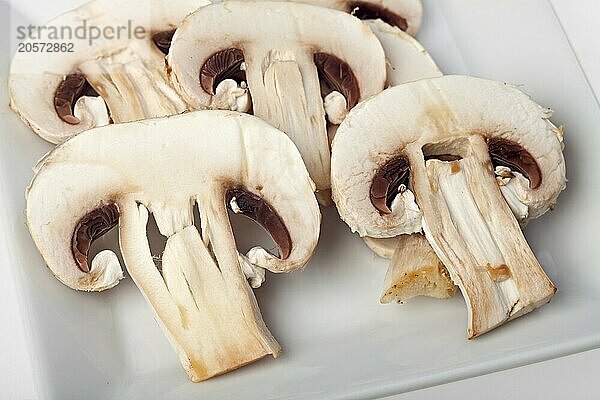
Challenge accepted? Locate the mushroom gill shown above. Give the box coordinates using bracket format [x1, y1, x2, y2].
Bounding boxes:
[71, 203, 119, 273]
[349, 1, 408, 32]
[152, 29, 177, 55]
[54, 73, 100, 125]
[200, 48, 246, 95]
[314, 53, 360, 109]
[226, 188, 292, 259]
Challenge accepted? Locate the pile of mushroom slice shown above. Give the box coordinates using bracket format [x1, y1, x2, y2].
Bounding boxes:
[26, 111, 321, 381]
[331, 75, 566, 338]
[9, 0, 208, 144]
[15, 0, 569, 382]
[14, 0, 448, 383]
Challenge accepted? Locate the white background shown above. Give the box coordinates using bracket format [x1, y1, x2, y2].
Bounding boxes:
[1, 0, 599, 399]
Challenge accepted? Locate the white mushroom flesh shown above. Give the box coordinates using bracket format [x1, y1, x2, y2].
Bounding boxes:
[495, 166, 530, 221]
[211, 79, 251, 113]
[366, 19, 441, 86]
[73, 96, 110, 128]
[324, 91, 348, 125]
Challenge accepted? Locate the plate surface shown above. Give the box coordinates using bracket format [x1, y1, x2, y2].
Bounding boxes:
[1, 0, 600, 399]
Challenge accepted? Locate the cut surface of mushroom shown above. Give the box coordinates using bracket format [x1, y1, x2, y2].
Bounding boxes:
[27, 111, 320, 381]
[331, 76, 566, 337]
[381, 234, 455, 303]
[167, 1, 386, 194]
[9, 0, 207, 144]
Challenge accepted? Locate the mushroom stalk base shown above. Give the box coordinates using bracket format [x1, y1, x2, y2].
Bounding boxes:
[413, 136, 556, 338]
[119, 202, 280, 382]
[380, 234, 455, 303]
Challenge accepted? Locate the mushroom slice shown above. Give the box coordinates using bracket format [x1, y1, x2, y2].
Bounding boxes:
[167, 1, 386, 195]
[9, 0, 208, 144]
[26, 111, 320, 381]
[331, 76, 566, 338]
[290, 0, 423, 35]
[361, 30, 559, 298]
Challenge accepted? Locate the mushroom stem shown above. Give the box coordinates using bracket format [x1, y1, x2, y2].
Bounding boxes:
[380, 233, 455, 303]
[79, 43, 187, 123]
[247, 50, 331, 193]
[412, 136, 556, 338]
[118, 200, 280, 382]
[204, 193, 281, 354]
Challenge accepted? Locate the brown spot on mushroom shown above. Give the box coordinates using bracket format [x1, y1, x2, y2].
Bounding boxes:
[370, 155, 410, 214]
[54, 73, 100, 125]
[450, 160, 461, 173]
[487, 137, 542, 189]
[72, 203, 119, 273]
[314, 53, 360, 109]
[152, 29, 176, 55]
[226, 188, 292, 259]
[348, 1, 408, 31]
[200, 48, 246, 94]
[487, 263, 512, 282]
[165, 59, 173, 78]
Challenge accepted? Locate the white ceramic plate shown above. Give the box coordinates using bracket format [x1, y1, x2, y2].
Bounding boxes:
[1, 0, 599, 399]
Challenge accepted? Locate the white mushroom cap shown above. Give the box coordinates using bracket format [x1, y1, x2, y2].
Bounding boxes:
[9, 0, 208, 144]
[167, 1, 386, 192]
[27, 111, 320, 291]
[332, 75, 566, 238]
[291, 0, 423, 35]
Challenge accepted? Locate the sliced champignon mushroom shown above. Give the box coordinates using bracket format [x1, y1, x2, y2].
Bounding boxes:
[359, 30, 560, 299]
[331, 75, 566, 338]
[9, 0, 208, 144]
[167, 1, 386, 196]
[289, 0, 423, 35]
[26, 111, 320, 381]
[359, 27, 562, 300]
